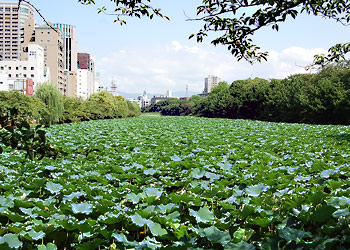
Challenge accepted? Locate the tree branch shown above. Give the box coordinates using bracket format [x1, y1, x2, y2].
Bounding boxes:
[18, 0, 60, 34]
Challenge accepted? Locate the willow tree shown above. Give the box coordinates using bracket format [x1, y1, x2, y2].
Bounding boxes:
[34, 82, 64, 126]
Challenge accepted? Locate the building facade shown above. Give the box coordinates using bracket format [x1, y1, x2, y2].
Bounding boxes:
[203, 75, 221, 94]
[32, 24, 66, 94]
[0, 1, 35, 61]
[0, 43, 46, 90]
[53, 23, 77, 72]
[77, 53, 95, 99]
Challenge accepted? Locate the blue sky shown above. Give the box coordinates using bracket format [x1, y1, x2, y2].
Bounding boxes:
[30, 0, 349, 95]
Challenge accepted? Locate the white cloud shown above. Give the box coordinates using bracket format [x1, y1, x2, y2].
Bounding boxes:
[95, 41, 329, 95]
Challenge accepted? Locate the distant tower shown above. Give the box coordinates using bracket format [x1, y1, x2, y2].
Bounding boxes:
[166, 89, 172, 98]
[186, 85, 189, 98]
[110, 77, 118, 96]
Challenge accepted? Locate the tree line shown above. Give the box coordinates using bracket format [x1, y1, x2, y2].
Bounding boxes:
[0, 82, 141, 126]
[143, 62, 350, 125]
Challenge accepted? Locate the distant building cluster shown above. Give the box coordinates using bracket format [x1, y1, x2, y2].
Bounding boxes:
[126, 75, 222, 108]
[0, 1, 103, 98]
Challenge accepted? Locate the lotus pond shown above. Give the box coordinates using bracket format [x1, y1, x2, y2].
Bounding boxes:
[0, 116, 350, 249]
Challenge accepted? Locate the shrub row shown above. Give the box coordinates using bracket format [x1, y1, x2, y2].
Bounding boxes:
[143, 63, 350, 125]
[0, 84, 141, 125]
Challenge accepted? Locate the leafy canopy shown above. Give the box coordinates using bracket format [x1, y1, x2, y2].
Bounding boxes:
[75, 0, 350, 66]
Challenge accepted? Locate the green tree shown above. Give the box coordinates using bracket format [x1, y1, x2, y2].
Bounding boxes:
[34, 82, 64, 126]
[85, 91, 118, 119]
[0, 90, 47, 122]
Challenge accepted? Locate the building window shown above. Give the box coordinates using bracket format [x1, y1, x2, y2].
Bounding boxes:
[47, 40, 50, 43]
[8, 66, 11, 70]
[23, 66, 26, 70]
[8, 74, 11, 78]
[15, 66, 18, 70]
[31, 74, 34, 78]
[23, 74, 26, 77]
[16, 74, 18, 77]
[31, 66, 34, 70]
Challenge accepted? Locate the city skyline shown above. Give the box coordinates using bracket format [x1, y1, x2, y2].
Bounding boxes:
[28, 0, 350, 94]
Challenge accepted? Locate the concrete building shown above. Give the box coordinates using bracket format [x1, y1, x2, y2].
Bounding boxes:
[77, 53, 95, 99]
[0, 43, 46, 89]
[53, 23, 77, 72]
[137, 90, 151, 108]
[31, 24, 66, 95]
[0, 1, 35, 60]
[53, 23, 78, 97]
[203, 75, 221, 94]
[65, 70, 77, 97]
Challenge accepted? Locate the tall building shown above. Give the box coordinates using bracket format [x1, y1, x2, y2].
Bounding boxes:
[204, 75, 221, 94]
[0, 1, 35, 60]
[53, 23, 78, 98]
[77, 53, 95, 99]
[53, 23, 77, 72]
[31, 24, 66, 94]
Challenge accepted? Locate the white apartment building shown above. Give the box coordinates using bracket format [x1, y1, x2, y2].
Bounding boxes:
[77, 68, 95, 99]
[204, 75, 221, 94]
[77, 55, 96, 99]
[0, 44, 46, 89]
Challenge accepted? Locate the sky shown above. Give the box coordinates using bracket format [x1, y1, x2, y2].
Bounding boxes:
[29, 0, 350, 96]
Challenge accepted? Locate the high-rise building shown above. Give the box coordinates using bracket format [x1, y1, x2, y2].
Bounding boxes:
[53, 23, 78, 98]
[77, 53, 95, 99]
[31, 24, 66, 94]
[53, 23, 77, 72]
[204, 75, 221, 94]
[0, 1, 35, 61]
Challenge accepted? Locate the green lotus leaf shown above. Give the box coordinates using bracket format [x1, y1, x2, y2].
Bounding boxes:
[126, 193, 140, 204]
[27, 229, 45, 241]
[279, 227, 312, 243]
[170, 155, 181, 162]
[191, 168, 207, 179]
[218, 162, 232, 171]
[224, 241, 256, 250]
[233, 228, 255, 242]
[0, 233, 23, 249]
[149, 222, 167, 237]
[45, 182, 63, 194]
[309, 205, 337, 223]
[145, 187, 163, 197]
[203, 226, 231, 246]
[246, 183, 269, 197]
[37, 243, 58, 250]
[327, 196, 350, 208]
[332, 208, 350, 218]
[130, 213, 151, 227]
[189, 206, 214, 223]
[0, 197, 14, 208]
[71, 203, 93, 215]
